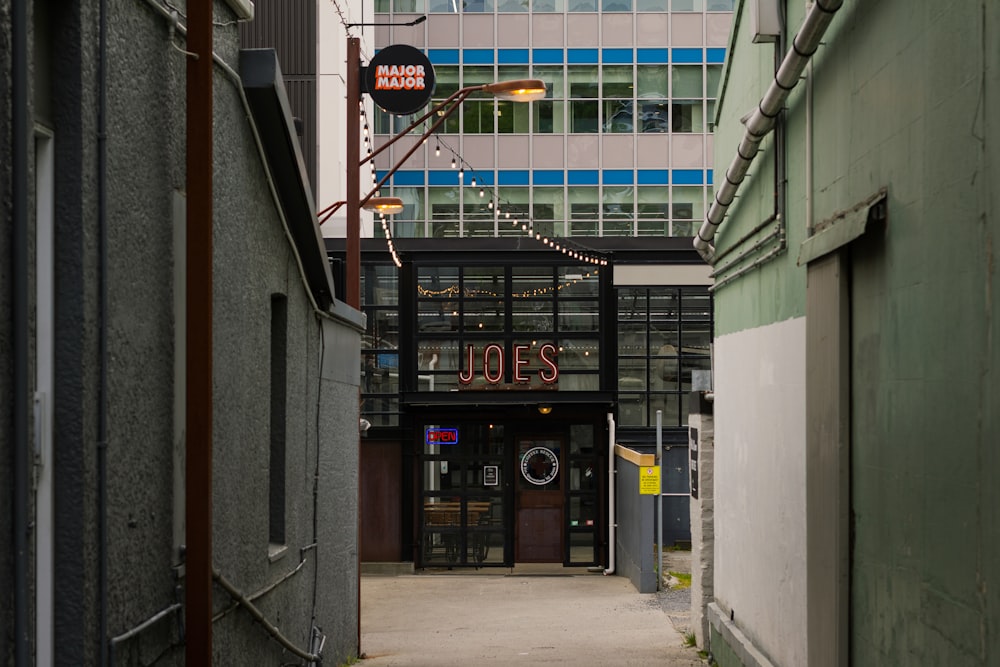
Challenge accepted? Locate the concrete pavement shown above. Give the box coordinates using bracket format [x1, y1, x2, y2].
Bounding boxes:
[359, 566, 705, 666]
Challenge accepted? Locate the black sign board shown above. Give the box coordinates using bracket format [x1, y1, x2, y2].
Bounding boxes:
[689, 426, 699, 499]
[364, 44, 436, 115]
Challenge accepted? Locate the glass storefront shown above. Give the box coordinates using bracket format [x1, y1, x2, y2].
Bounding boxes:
[418, 416, 603, 568]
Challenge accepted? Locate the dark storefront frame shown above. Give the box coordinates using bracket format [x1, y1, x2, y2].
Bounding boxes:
[332, 237, 713, 566]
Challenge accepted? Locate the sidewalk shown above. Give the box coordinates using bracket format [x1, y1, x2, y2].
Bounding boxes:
[359, 563, 704, 666]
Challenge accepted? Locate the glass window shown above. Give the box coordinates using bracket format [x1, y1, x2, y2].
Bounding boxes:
[568, 66, 599, 98]
[532, 187, 564, 238]
[602, 185, 634, 236]
[672, 65, 703, 98]
[534, 65, 564, 99]
[392, 186, 426, 238]
[534, 100, 565, 134]
[463, 0, 494, 11]
[671, 99, 703, 133]
[602, 66, 633, 98]
[635, 0, 666, 8]
[429, 0, 459, 12]
[568, 187, 599, 236]
[464, 186, 495, 236]
[497, 0, 528, 10]
[533, 0, 564, 10]
[672, 186, 704, 236]
[637, 99, 669, 133]
[603, 0, 631, 9]
[707, 0, 733, 9]
[637, 186, 668, 236]
[637, 65, 668, 98]
[568, 0, 597, 9]
[431, 67, 461, 134]
[393, 0, 424, 9]
[495, 187, 530, 237]
[558, 300, 600, 332]
[671, 0, 702, 10]
[429, 188, 460, 238]
[616, 286, 713, 427]
[706, 65, 722, 99]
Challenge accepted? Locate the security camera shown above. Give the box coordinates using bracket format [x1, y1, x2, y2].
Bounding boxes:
[359, 418, 371, 433]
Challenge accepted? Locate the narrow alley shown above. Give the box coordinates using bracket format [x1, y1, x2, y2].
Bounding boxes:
[359, 564, 705, 666]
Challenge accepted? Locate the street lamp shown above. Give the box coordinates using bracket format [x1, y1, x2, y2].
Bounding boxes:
[344, 36, 545, 308]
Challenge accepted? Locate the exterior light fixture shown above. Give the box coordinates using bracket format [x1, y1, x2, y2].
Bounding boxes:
[363, 197, 405, 215]
[538, 404, 553, 415]
[482, 79, 547, 102]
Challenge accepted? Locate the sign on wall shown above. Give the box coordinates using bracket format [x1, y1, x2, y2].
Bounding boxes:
[639, 466, 661, 495]
[425, 427, 459, 446]
[365, 44, 436, 115]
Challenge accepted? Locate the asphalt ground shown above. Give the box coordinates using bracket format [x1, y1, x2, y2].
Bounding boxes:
[359, 563, 705, 666]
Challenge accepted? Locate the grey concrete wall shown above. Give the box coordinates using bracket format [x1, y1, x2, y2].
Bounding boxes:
[688, 393, 714, 651]
[1, 0, 362, 664]
[615, 453, 656, 594]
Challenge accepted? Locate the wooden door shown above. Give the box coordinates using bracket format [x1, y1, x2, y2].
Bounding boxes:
[360, 441, 401, 562]
[515, 437, 564, 562]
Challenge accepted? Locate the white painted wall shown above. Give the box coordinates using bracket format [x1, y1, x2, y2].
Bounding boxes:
[317, 0, 374, 239]
[713, 316, 807, 667]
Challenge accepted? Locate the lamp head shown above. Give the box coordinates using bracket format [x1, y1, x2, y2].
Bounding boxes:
[483, 79, 547, 103]
[363, 196, 405, 215]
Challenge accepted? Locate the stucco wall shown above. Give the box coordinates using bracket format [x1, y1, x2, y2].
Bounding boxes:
[713, 317, 806, 667]
[2, 0, 363, 664]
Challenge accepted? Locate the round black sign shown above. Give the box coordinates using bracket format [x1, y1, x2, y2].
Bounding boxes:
[520, 446, 559, 486]
[365, 44, 436, 116]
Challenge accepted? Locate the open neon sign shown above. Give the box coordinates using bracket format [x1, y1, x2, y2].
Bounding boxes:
[458, 343, 558, 386]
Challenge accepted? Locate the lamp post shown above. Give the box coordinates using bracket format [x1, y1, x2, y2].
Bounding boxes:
[343, 37, 545, 308]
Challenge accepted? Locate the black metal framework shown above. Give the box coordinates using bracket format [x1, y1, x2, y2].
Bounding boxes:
[615, 286, 713, 428]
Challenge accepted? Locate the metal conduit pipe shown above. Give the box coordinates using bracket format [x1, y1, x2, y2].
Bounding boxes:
[709, 222, 784, 279]
[694, 0, 844, 263]
[604, 413, 616, 576]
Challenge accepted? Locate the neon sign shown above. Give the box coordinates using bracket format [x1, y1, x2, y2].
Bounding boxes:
[425, 427, 459, 445]
[458, 343, 558, 386]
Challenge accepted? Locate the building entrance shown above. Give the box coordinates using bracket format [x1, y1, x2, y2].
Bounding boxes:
[516, 436, 564, 562]
[415, 411, 605, 569]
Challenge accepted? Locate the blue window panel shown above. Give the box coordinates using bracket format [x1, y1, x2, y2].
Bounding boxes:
[429, 170, 463, 186]
[567, 170, 599, 185]
[637, 169, 669, 185]
[390, 170, 425, 186]
[533, 170, 564, 185]
[637, 48, 669, 64]
[602, 48, 633, 64]
[706, 170, 713, 185]
[671, 48, 703, 64]
[428, 49, 460, 65]
[672, 169, 703, 185]
[464, 49, 494, 64]
[498, 170, 530, 186]
[602, 170, 633, 185]
[533, 48, 564, 64]
[706, 48, 726, 64]
[498, 49, 530, 64]
[567, 48, 599, 64]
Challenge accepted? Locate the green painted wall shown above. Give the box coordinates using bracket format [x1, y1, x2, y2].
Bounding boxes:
[713, 0, 1000, 664]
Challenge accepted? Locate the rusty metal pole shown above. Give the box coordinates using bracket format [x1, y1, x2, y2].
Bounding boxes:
[185, 1, 213, 663]
[346, 38, 362, 310]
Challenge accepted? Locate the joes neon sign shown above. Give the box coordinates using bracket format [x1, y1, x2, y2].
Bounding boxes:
[458, 343, 558, 386]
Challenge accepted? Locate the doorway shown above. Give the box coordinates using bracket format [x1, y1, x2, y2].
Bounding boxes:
[515, 436, 564, 562]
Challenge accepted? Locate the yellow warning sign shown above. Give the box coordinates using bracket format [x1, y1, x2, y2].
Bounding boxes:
[639, 466, 661, 495]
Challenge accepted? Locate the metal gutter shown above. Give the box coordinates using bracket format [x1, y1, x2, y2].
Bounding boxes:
[694, 0, 844, 263]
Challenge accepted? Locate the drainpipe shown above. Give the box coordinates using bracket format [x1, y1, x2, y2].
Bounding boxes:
[694, 0, 843, 263]
[604, 412, 616, 576]
[12, 0, 30, 662]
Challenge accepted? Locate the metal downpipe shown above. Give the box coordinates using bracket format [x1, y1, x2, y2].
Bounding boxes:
[694, 0, 844, 262]
[604, 412, 616, 575]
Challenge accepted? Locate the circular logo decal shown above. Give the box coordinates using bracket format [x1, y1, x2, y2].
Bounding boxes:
[365, 44, 436, 115]
[520, 446, 559, 486]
